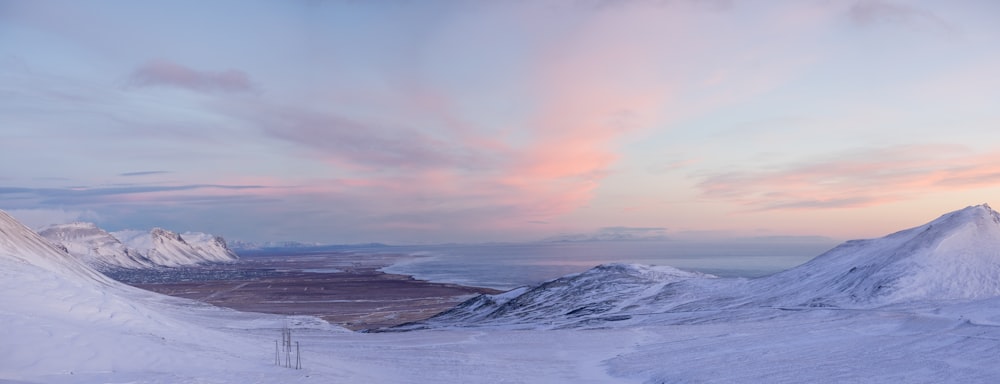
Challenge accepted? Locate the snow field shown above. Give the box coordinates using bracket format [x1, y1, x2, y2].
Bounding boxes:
[8, 206, 1000, 382]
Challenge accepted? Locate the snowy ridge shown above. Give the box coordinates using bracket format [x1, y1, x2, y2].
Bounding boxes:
[183, 231, 241, 260]
[144, 228, 237, 266]
[40, 223, 238, 269]
[394, 263, 716, 330]
[402, 204, 1000, 330]
[39, 222, 156, 270]
[113, 228, 239, 267]
[755, 203, 1000, 306]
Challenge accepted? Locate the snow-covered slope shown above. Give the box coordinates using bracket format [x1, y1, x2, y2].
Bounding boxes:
[38, 222, 156, 270]
[0, 212, 115, 285]
[407, 264, 713, 329]
[113, 228, 239, 267]
[0, 209, 341, 383]
[183, 231, 239, 259]
[39, 223, 238, 269]
[405, 204, 1000, 329]
[754, 204, 1000, 306]
[0, 209, 226, 378]
[10, 206, 1000, 383]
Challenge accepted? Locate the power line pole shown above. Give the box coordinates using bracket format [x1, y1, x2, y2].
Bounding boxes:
[295, 341, 302, 370]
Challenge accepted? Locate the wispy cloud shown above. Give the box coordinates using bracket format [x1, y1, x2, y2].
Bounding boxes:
[698, 145, 1000, 210]
[0, 184, 269, 206]
[244, 103, 482, 171]
[205, 1, 809, 240]
[847, 0, 953, 33]
[129, 58, 255, 93]
[119, 171, 170, 177]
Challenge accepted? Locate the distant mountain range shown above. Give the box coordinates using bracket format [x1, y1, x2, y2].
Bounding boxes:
[39, 222, 237, 270]
[226, 239, 325, 251]
[543, 226, 669, 242]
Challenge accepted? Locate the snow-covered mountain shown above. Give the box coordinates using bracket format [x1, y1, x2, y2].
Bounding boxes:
[751, 203, 1000, 305]
[112, 228, 238, 267]
[38, 222, 156, 270]
[0, 209, 208, 374]
[40, 224, 238, 269]
[417, 264, 713, 328]
[400, 204, 1000, 330]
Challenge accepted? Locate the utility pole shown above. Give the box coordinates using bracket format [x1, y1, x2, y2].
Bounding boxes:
[295, 341, 302, 370]
[274, 325, 301, 370]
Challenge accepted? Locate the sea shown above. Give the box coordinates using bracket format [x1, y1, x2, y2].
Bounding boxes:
[329, 239, 840, 290]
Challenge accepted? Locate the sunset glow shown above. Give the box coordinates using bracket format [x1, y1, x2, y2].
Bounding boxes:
[3, 1, 1000, 243]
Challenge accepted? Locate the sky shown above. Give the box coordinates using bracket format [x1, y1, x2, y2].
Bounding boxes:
[2, 0, 1000, 244]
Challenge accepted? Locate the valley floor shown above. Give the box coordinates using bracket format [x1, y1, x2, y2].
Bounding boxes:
[110, 251, 499, 330]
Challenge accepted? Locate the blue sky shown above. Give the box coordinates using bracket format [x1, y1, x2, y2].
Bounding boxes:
[2, 0, 1000, 243]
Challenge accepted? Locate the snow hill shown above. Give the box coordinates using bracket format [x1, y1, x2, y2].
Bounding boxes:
[0, 210, 240, 379]
[112, 228, 239, 267]
[0, 209, 340, 382]
[422, 264, 713, 327]
[1, 213, 115, 286]
[38, 222, 156, 270]
[399, 204, 1000, 330]
[40, 223, 239, 269]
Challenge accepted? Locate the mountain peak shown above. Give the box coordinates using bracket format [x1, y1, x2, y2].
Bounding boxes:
[38, 222, 156, 270]
[933, 203, 999, 224]
[758, 203, 1000, 305]
[151, 227, 186, 243]
[114, 228, 237, 267]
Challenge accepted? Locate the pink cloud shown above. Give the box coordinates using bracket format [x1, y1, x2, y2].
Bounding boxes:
[698, 145, 1000, 210]
[129, 58, 254, 93]
[168, 3, 832, 241]
[225, 3, 812, 239]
